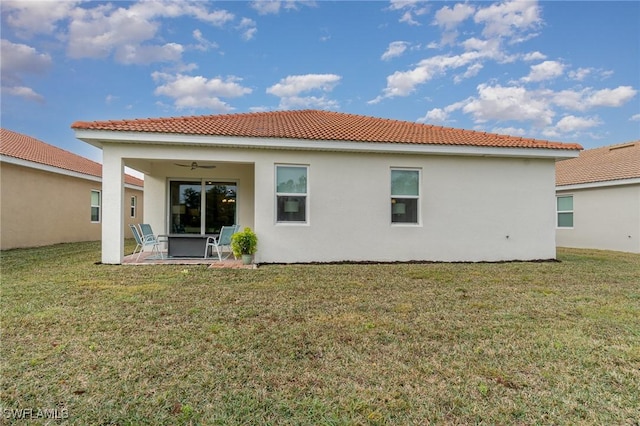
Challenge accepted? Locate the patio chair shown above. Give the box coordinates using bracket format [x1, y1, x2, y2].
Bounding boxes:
[129, 224, 161, 261]
[138, 223, 167, 259]
[204, 225, 240, 260]
[129, 224, 143, 259]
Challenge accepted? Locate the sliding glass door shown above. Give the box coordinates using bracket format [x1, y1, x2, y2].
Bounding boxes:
[205, 182, 237, 234]
[169, 180, 236, 234]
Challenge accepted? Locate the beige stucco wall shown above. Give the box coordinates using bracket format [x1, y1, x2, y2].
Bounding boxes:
[112, 141, 558, 263]
[0, 162, 143, 250]
[556, 183, 640, 253]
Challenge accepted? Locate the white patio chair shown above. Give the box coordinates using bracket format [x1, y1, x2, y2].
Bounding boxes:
[204, 225, 239, 260]
[140, 223, 168, 259]
[130, 224, 162, 261]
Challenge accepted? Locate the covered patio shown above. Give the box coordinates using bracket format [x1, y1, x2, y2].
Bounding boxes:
[74, 128, 259, 264]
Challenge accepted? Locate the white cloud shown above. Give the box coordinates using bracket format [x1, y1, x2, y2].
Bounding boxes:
[491, 126, 527, 136]
[585, 86, 637, 108]
[278, 95, 340, 110]
[371, 50, 492, 101]
[474, 0, 541, 40]
[237, 18, 257, 41]
[417, 82, 637, 138]
[420, 108, 449, 123]
[252, 1, 283, 15]
[251, 1, 317, 15]
[67, 3, 164, 60]
[193, 29, 219, 51]
[267, 74, 341, 109]
[553, 115, 602, 133]
[115, 43, 184, 65]
[550, 88, 584, 111]
[631, 114, 640, 122]
[0, 39, 52, 79]
[522, 51, 546, 61]
[0, 39, 51, 102]
[3, 85, 45, 103]
[381, 41, 409, 61]
[552, 86, 638, 111]
[418, 99, 468, 124]
[389, 0, 429, 26]
[433, 3, 475, 30]
[454, 63, 483, 83]
[2, 0, 80, 37]
[461, 83, 555, 127]
[267, 74, 341, 97]
[7, 1, 234, 64]
[521, 60, 565, 83]
[152, 72, 252, 111]
[568, 67, 592, 81]
[601, 70, 614, 79]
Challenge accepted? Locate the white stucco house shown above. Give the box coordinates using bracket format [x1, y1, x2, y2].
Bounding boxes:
[71, 109, 581, 264]
[556, 141, 640, 253]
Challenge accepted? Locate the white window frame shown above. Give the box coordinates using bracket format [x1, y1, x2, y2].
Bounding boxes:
[390, 168, 421, 226]
[275, 164, 309, 225]
[91, 190, 101, 223]
[130, 195, 137, 218]
[556, 194, 574, 229]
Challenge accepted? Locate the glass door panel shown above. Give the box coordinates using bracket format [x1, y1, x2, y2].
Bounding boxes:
[169, 181, 202, 234]
[205, 182, 237, 234]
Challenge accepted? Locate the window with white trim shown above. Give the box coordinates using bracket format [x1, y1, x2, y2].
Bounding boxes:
[557, 195, 573, 228]
[130, 196, 137, 218]
[391, 169, 419, 224]
[276, 165, 308, 223]
[91, 190, 101, 223]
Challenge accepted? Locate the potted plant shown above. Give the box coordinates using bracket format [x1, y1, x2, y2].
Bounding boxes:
[231, 227, 258, 265]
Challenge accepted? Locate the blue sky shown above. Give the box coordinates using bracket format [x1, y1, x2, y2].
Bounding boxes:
[2, 0, 639, 164]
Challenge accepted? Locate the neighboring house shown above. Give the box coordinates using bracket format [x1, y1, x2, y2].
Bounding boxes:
[71, 109, 581, 264]
[556, 141, 640, 254]
[0, 128, 144, 250]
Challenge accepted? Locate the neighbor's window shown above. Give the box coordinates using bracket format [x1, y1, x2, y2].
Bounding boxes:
[91, 190, 101, 223]
[130, 196, 137, 218]
[557, 195, 573, 228]
[391, 169, 419, 224]
[276, 165, 308, 223]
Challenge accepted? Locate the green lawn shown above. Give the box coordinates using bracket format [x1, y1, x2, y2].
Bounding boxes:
[1, 242, 639, 425]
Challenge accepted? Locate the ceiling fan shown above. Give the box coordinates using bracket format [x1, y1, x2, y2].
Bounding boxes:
[174, 161, 216, 170]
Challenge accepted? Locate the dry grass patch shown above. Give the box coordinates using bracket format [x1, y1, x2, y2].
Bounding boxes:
[1, 242, 639, 424]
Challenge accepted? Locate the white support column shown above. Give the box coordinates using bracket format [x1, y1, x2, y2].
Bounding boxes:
[101, 148, 124, 264]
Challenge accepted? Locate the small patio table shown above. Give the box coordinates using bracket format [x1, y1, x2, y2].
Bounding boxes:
[167, 234, 219, 258]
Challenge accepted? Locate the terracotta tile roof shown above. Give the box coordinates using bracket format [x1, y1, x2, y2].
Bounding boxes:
[72, 109, 581, 151]
[1, 128, 144, 187]
[556, 141, 640, 186]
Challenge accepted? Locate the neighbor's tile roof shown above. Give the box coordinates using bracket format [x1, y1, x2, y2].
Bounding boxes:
[556, 141, 640, 186]
[1, 128, 144, 187]
[72, 109, 582, 151]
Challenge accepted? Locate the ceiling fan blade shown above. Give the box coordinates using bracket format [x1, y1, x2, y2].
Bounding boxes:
[173, 162, 215, 169]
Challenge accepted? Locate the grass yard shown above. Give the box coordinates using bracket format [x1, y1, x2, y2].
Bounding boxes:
[1, 242, 639, 425]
